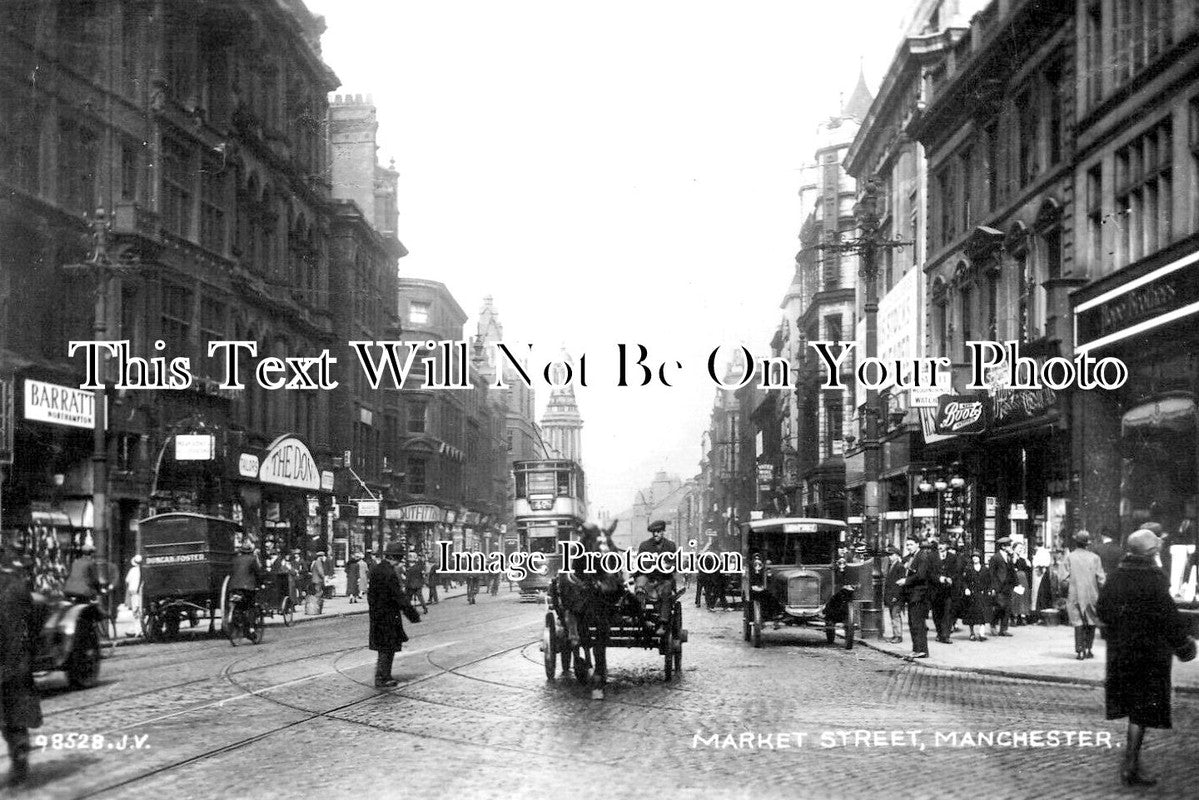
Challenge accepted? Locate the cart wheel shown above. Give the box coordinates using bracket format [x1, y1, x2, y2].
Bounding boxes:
[559, 643, 572, 674]
[281, 597, 295, 627]
[844, 604, 855, 651]
[66, 620, 102, 689]
[164, 612, 181, 641]
[751, 599, 763, 649]
[664, 635, 674, 680]
[573, 649, 591, 684]
[542, 613, 558, 680]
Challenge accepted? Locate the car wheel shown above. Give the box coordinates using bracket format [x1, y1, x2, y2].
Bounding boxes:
[66, 621, 102, 689]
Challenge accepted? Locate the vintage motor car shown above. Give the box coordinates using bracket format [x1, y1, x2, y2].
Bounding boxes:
[30, 593, 107, 689]
[740, 517, 866, 649]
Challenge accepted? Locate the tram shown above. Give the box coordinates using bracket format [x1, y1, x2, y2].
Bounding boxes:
[512, 459, 587, 600]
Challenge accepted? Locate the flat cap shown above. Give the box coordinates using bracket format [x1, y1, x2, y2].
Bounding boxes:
[996, 536, 1012, 546]
[383, 542, 406, 557]
[1125, 529, 1161, 557]
[647, 520, 667, 532]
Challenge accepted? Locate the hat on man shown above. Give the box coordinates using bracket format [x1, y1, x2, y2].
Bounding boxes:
[1073, 530, 1091, 545]
[239, 541, 254, 553]
[886, 545, 900, 556]
[1125, 529, 1161, 557]
[383, 542, 405, 558]
[1139, 522, 1163, 535]
[648, 520, 666, 533]
[996, 536, 1012, 546]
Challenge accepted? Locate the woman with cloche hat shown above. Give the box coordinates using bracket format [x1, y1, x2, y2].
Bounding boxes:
[1097, 529, 1197, 787]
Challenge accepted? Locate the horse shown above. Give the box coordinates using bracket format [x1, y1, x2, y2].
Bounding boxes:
[552, 521, 626, 699]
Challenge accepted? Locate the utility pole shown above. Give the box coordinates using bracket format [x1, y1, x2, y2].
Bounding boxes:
[818, 179, 910, 640]
[63, 210, 136, 566]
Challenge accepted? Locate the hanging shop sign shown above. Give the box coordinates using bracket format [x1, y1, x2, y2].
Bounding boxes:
[1075, 250, 1199, 354]
[175, 434, 215, 461]
[238, 453, 260, 477]
[23, 379, 97, 429]
[933, 395, 988, 435]
[320, 470, 335, 492]
[399, 503, 445, 523]
[259, 435, 320, 490]
[991, 386, 1057, 427]
[356, 500, 380, 518]
[385, 508, 403, 521]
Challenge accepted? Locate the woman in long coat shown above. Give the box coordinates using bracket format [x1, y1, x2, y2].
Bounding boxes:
[1097, 530, 1196, 786]
[1063, 530, 1105, 659]
[959, 552, 994, 640]
[345, 553, 361, 603]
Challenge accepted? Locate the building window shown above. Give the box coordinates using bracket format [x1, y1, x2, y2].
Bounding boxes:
[1114, 119, 1173, 267]
[1045, 62, 1064, 166]
[1016, 89, 1037, 186]
[409, 301, 430, 325]
[406, 458, 426, 495]
[936, 167, 955, 247]
[120, 142, 139, 201]
[406, 400, 427, 434]
[934, 299, 950, 358]
[0, 87, 41, 193]
[162, 138, 192, 239]
[959, 286, 973, 360]
[161, 284, 192, 348]
[823, 397, 842, 460]
[986, 271, 999, 340]
[958, 146, 974, 232]
[1086, 164, 1103, 271]
[57, 117, 98, 215]
[824, 314, 842, 343]
[199, 298, 224, 378]
[984, 122, 1000, 210]
[1112, 0, 1174, 92]
[200, 158, 226, 253]
[1085, 1, 1103, 109]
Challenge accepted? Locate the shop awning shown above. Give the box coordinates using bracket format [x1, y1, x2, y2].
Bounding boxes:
[1122, 396, 1195, 436]
[30, 508, 71, 526]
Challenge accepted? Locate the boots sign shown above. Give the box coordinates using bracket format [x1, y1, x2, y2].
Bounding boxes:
[933, 395, 988, 435]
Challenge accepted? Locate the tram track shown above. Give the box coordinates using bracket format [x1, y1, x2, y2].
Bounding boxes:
[40, 592, 510, 720]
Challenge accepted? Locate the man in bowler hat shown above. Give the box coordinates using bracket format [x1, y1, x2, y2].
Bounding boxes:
[368, 542, 422, 688]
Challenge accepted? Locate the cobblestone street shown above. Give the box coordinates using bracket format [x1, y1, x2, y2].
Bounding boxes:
[10, 591, 1198, 799]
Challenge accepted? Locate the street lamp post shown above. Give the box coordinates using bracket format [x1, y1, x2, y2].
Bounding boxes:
[818, 179, 910, 641]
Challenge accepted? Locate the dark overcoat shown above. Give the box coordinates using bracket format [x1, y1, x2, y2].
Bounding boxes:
[988, 552, 1017, 610]
[883, 558, 906, 607]
[904, 548, 937, 604]
[368, 560, 420, 652]
[345, 557, 360, 595]
[959, 566, 994, 626]
[1, 564, 44, 729]
[229, 553, 264, 592]
[1097, 557, 1193, 728]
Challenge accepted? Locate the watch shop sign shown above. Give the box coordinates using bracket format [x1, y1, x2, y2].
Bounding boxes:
[934, 395, 988, 435]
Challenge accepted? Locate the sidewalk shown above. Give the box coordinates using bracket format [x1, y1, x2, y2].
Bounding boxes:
[857, 618, 1199, 693]
[108, 585, 469, 647]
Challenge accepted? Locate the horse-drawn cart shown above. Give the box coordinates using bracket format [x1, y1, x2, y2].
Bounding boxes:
[139, 513, 240, 642]
[541, 578, 688, 694]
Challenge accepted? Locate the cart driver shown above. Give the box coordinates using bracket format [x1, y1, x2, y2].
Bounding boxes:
[634, 520, 678, 632]
[230, 542, 265, 616]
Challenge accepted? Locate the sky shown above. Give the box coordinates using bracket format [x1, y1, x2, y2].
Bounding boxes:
[303, 0, 913, 519]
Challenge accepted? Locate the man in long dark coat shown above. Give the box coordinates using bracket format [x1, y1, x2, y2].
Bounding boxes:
[368, 542, 421, 688]
[900, 539, 936, 658]
[1097, 529, 1196, 786]
[987, 536, 1018, 636]
[1, 551, 42, 787]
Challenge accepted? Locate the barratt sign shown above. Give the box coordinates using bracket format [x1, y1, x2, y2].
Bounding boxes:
[934, 395, 987, 435]
[24, 379, 97, 429]
[258, 435, 319, 490]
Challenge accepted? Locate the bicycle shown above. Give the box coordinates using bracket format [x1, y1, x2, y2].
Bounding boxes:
[224, 587, 266, 646]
